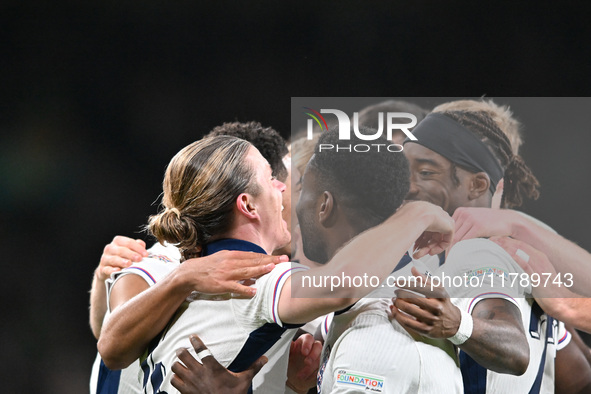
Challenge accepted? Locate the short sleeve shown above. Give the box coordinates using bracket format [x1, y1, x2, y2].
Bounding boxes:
[233, 262, 309, 330]
[436, 238, 526, 313]
[556, 321, 572, 351]
[105, 245, 180, 309]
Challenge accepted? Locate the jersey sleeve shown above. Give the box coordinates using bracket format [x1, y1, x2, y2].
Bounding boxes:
[556, 321, 572, 351]
[105, 252, 180, 312]
[233, 262, 309, 330]
[436, 238, 527, 314]
[321, 313, 333, 341]
[107, 242, 180, 284]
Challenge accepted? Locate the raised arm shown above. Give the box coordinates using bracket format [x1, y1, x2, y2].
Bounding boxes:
[453, 207, 591, 295]
[98, 250, 286, 369]
[89, 236, 148, 339]
[278, 201, 454, 325]
[492, 236, 591, 333]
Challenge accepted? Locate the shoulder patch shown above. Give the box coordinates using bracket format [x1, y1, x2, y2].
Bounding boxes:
[465, 266, 509, 280]
[334, 369, 385, 392]
[147, 253, 173, 263]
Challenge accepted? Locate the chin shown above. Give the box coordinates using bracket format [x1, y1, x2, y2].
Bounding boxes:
[273, 244, 291, 258]
[273, 236, 292, 258]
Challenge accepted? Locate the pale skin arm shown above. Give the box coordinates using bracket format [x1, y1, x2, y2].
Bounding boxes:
[278, 201, 455, 325]
[540, 298, 591, 334]
[392, 267, 529, 375]
[89, 236, 148, 339]
[452, 207, 591, 296]
[98, 250, 287, 369]
[491, 236, 591, 333]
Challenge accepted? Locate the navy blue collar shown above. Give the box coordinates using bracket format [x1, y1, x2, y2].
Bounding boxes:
[201, 239, 267, 256]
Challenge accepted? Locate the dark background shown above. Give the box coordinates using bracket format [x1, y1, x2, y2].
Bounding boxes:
[2, 2, 591, 392]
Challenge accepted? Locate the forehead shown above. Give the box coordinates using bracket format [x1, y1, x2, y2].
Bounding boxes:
[404, 143, 452, 169]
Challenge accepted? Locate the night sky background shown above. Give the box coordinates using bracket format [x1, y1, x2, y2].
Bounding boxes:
[2, 2, 591, 392]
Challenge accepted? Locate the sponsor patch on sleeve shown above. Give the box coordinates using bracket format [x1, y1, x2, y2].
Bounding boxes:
[147, 253, 173, 263]
[334, 369, 385, 393]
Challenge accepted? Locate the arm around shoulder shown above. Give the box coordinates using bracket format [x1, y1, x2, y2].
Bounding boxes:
[98, 265, 193, 369]
[278, 201, 454, 325]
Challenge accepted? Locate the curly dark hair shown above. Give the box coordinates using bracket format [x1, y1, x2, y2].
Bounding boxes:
[206, 121, 289, 181]
[310, 126, 410, 231]
[441, 111, 540, 208]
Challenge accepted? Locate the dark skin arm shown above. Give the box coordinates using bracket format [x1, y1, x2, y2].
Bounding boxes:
[171, 334, 267, 394]
[461, 298, 528, 375]
[171, 333, 321, 394]
[392, 268, 529, 375]
[566, 325, 591, 366]
[555, 329, 591, 394]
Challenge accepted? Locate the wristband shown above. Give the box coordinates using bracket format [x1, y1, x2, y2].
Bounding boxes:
[448, 309, 473, 345]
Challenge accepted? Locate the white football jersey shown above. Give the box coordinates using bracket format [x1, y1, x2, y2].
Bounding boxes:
[318, 266, 462, 394]
[90, 242, 180, 394]
[141, 239, 309, 394]
[435, 238, 571, 394]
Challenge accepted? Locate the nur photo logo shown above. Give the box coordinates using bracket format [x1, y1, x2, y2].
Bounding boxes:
[303, 107, 417, 152]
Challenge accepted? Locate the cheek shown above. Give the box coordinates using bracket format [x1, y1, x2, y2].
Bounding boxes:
[282, 201, 291, 224]
[414, 179, 435, 194]
[418, 181, 448, 203]
[434, 184, 453, 203]
[291, 196, 299, 226]
[296, 197, 312, 227]
[295, 200, 303, 224]
[282, 191, 291, 208]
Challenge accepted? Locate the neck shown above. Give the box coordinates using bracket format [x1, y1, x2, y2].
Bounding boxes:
[224, 223, 274, 255]
[326, 220, 359, 262]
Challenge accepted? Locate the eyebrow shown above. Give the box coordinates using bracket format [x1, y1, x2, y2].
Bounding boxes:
[414, 158, 443, 167]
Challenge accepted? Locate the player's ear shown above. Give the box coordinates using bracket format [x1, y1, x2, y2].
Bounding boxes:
[236, 193, 258, 220]
[318, 191, 336, 228]
[468, 172, 491, 200]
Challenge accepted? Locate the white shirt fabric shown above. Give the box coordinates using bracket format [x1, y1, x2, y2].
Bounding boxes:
[90, 242, 180, 394]
[318, 259, 463, 394]
[140, 239, 309, 394]
[252, 329, 297, 394]
[434, 238, 571, 394]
